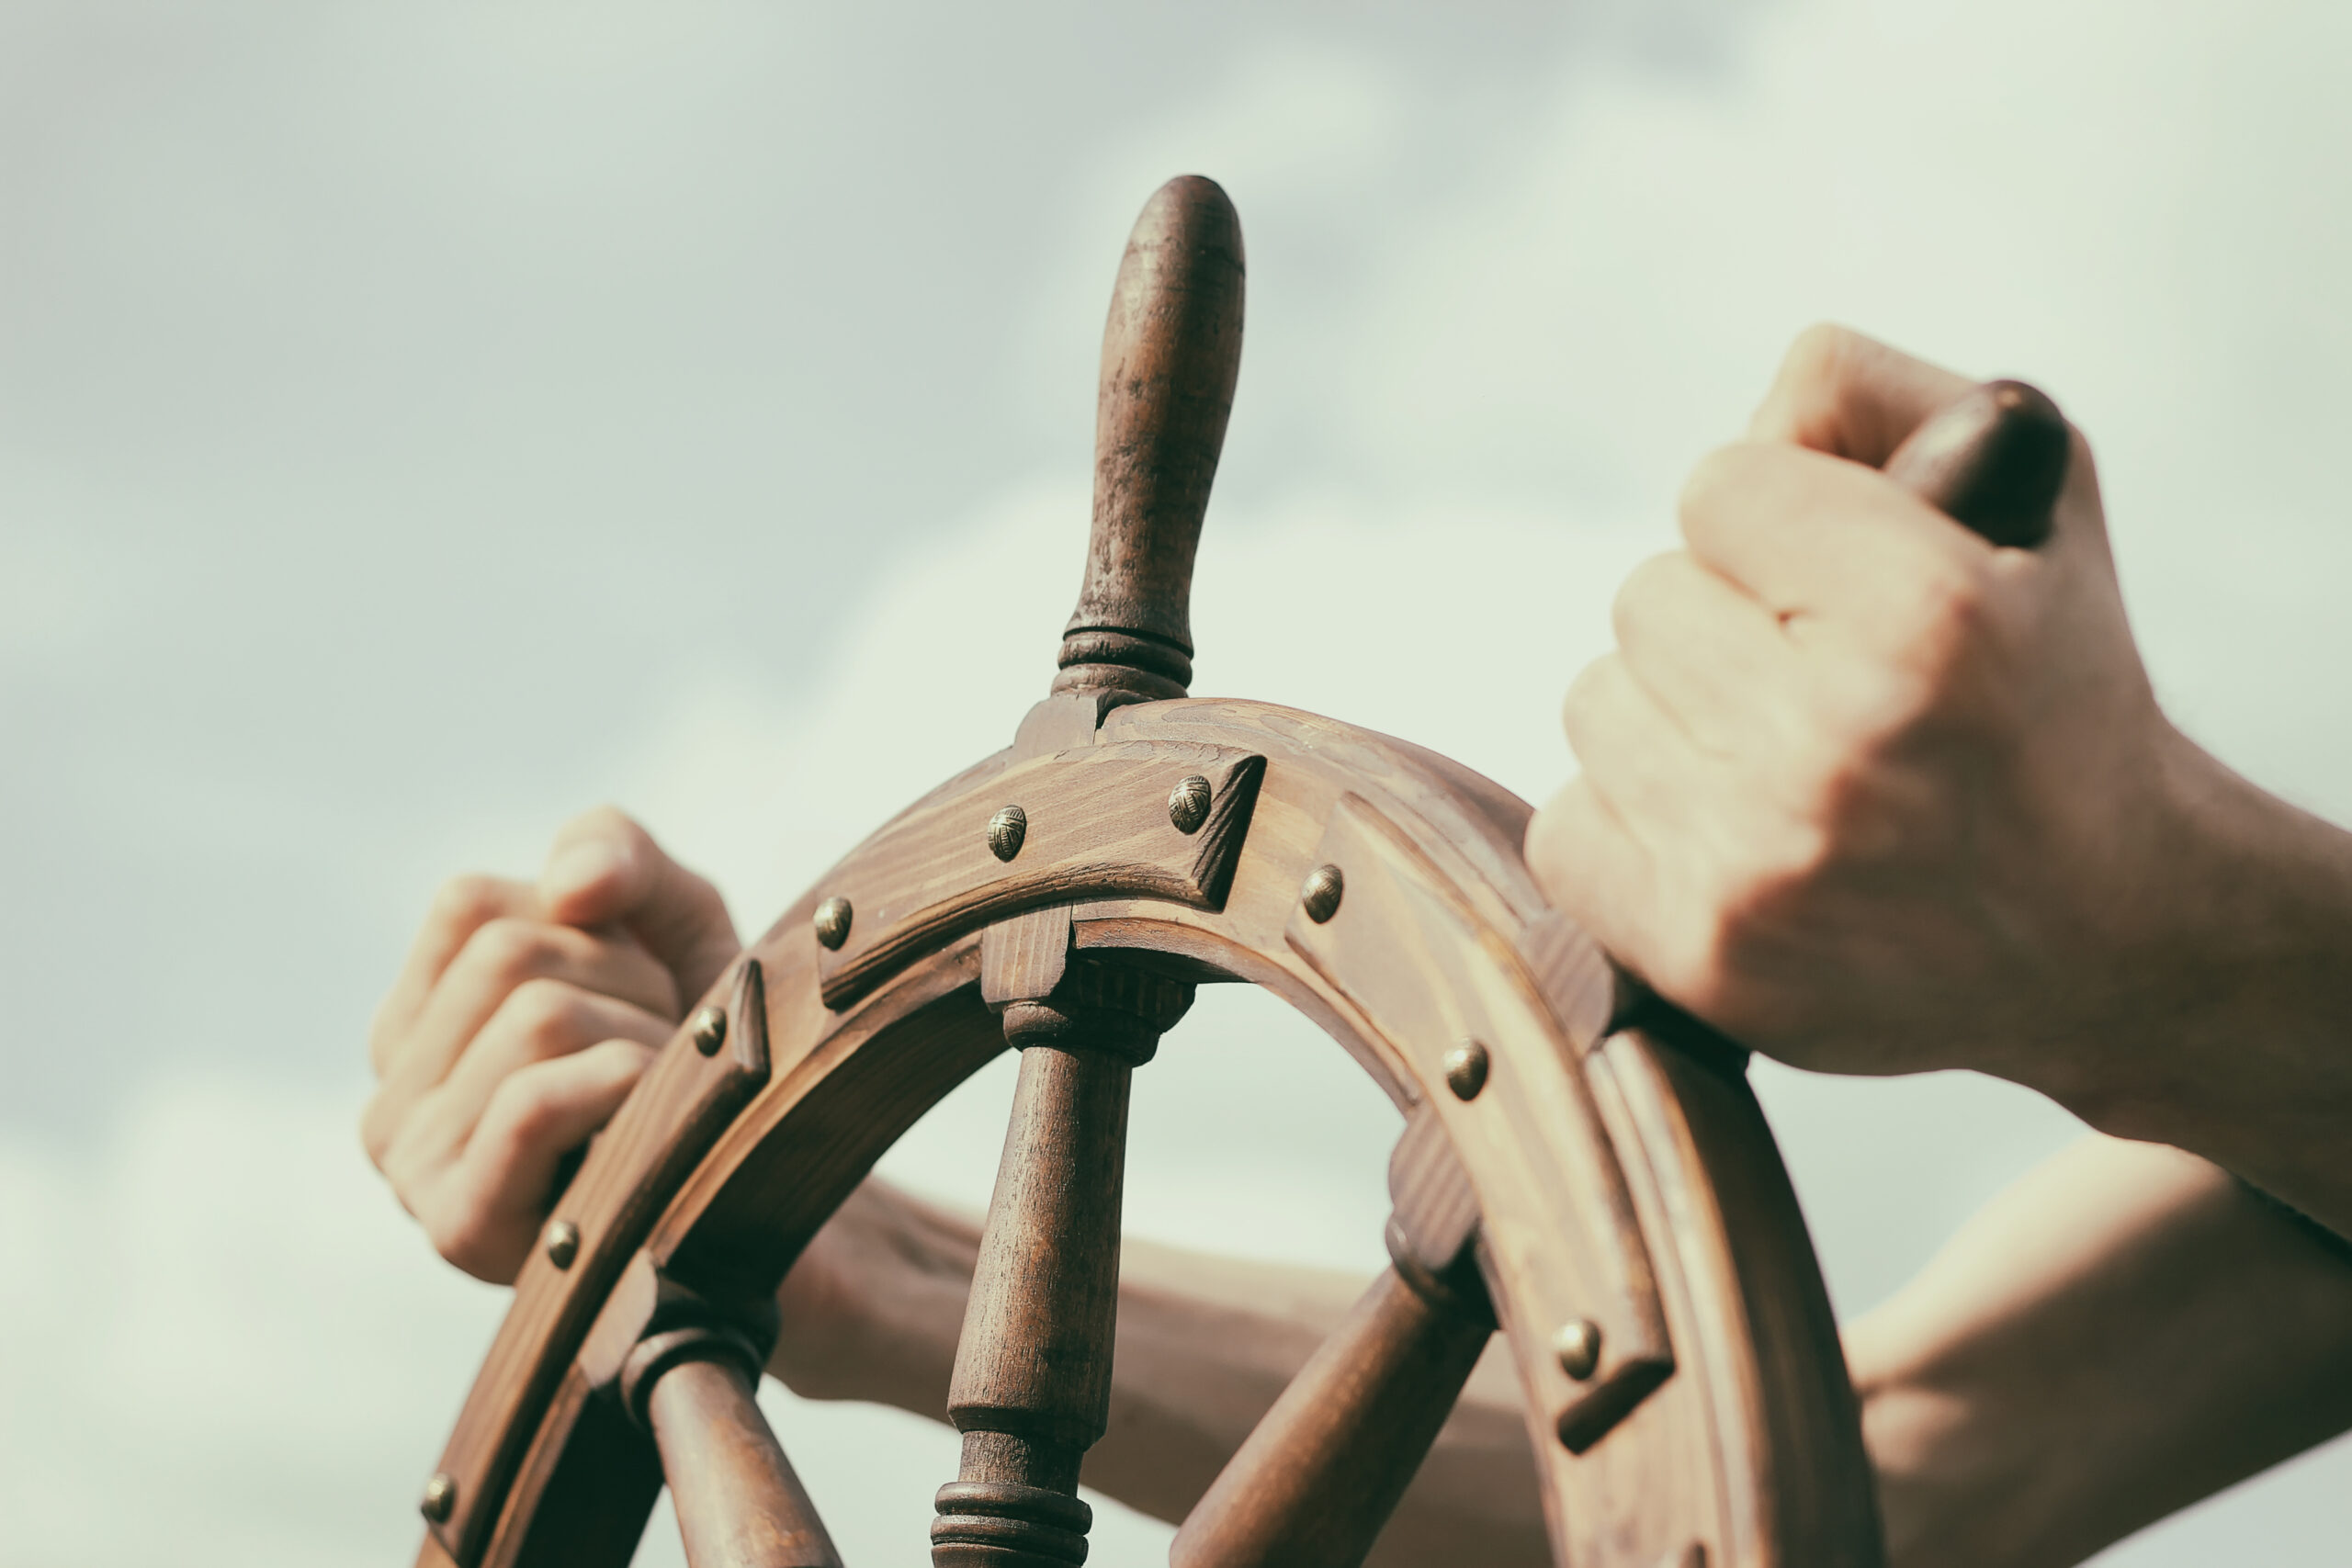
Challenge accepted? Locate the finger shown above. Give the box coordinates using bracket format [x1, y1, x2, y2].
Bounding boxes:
[1559, 653, 1724, 856]
[403, 980, 673, 1174]
[1679, 441, 1992, 626]
[369, 874, 536, 1075]
[539, 807, 740, 1003]
[383, 918, 678, 1105]
[1746, 323, 1973, 464]
[418, 1038, 656, 1282]
[1525, 774, 1661, 969]
[1611, 550, 1800, 758]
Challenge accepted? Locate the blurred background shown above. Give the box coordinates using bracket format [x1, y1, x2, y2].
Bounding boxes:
[4, 1, 2348, 1562]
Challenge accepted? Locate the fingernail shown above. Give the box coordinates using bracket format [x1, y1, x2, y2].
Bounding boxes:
[543, 838, 626, 902]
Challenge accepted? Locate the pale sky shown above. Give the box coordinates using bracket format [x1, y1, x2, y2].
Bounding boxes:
[3, 1, 2348, 1563]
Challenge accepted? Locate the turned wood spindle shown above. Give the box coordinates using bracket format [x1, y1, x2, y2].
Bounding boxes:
[933, 174, 1243, 1568]
[621, 1297, 842, 1568]
[1170, 1112, 1494, 1568]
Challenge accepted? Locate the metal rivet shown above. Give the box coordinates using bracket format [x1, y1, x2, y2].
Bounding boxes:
[1554, 1318, 1602, 1381]
[1168, 774, 1213, 835]
[1443, 1039, 1490, 1100]
[988, 804, 1028, 862]
[1301, 863, 1345, 923]
[814, 897, 853, 951]
[689, 1005, 727, 1056]
[420, 1472, 458, 1524]
[544, 1219, 580, 1270]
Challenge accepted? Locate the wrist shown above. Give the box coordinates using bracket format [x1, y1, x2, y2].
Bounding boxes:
[769, 1179, 977, 1410]
[2037, 727, 2352, 1229]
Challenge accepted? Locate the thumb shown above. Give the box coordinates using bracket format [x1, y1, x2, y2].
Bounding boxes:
[539, 807, 741, 1007]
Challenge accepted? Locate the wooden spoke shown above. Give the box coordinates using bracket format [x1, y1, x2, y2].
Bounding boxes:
[933, 954, 1193, 1565]
[1171, 1115, 1497, 1568]
[621, 1309, 842, 1568]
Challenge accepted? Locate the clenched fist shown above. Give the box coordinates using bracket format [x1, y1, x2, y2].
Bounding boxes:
[361, 807, 739, 1281]
[1526, 326, 2352, 1235]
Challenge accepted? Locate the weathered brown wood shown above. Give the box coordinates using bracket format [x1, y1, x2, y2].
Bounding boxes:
[933, 956, 1193, 1566]
[1882, 377, 2069, 548]
[1170, 1115, 1496, 1568]
[1285, 791, 1672, 1450]
[423, 698, 1883, 1568]
[812, 739, 1264, 1008]
[1170, 1267, 1490, 1568]
[424, 958, 772, 1566]
[646, 1359, 839, 1568]
[627, 1316, 842, 1568]
[1055, 175, 1244, 704]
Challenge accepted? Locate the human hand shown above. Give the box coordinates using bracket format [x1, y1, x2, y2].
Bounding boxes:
[1524, 325, 2177, 1094]
[361, 807, 739, 1281]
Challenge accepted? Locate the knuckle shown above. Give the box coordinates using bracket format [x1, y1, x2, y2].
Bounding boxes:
[1781, 321, 1861, 389]
[1676, 443, 1769, 535]
[430, 873, 509, 932]
[468, 916, 559, 985]
[503, 977, 588, 1052]
[1611, 552, 1680, 641]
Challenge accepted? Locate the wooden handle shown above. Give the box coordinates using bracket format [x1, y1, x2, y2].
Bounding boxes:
[1053, 175, 1246, 704]
[1610, 377, 2074, 1043]
[631, 1337, 842, 1568]
[1883, 378, 2071, 548]
[1170, 1266, 1492, 1568]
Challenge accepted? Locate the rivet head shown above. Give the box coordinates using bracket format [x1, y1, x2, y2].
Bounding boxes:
[1168, 774, 1213, 835]
[1554, 1318, 1602, 1381]
[420, 1472, 458, 1523]
[1301, 863, 1345, 923]
[814, 897, 853, 951]
[544, 1219, 580, 1270]
[988, 804, 1028, 862]
[1443, 1039, 1490, 1100]
[689, 1005, 727, 1056]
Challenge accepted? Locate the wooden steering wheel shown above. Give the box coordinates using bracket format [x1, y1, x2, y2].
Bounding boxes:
[413, 175, 2066, 1568]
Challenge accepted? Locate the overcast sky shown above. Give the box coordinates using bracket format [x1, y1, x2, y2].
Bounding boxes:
[3, 2, 2348, 1563]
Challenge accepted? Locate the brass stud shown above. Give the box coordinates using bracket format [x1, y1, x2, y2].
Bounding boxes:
[544, 1219, 580, 1270]
[814, 897, 853, 951]
[988, 804, 1028, 862]
[689, 1004, 727, 1056]
[1168, 774, 1213, 834]
[420, 1472, 458, 1524]
[1443, 1039, 1490, 1100]
[1554, 1318, 1602, 1381]
[1301, 863, 1345, 923]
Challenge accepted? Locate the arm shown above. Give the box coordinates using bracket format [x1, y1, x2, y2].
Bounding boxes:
[1524, 325, 2352, 1236]
[1849, 1134, 2352, 1568]
[769, 1179, 1550, 1566]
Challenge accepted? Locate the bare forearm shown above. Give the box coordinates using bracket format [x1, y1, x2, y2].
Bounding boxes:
[768, 1180, 1547, 1562]
[2045, 737, 2352, 1238]
[1846, 1134, 2352, 1568]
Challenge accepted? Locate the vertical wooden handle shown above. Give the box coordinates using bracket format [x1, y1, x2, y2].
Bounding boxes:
[1883, 378, 2071, 548]
[1053, 175, 1246, 703]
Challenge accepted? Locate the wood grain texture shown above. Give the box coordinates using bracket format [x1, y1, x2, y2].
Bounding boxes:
[1286, 792, 1671, 1451]
[1170, 1266, 1492, 1568]
[813, 740, 1263, 1008]
[1054, 175, 1244, 703]
[424, 958, 772, 1566]
[425, 697, 1876, 1568]
[1172, 1113, 1495, 1568]
[648, 1358, 842, 1568]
